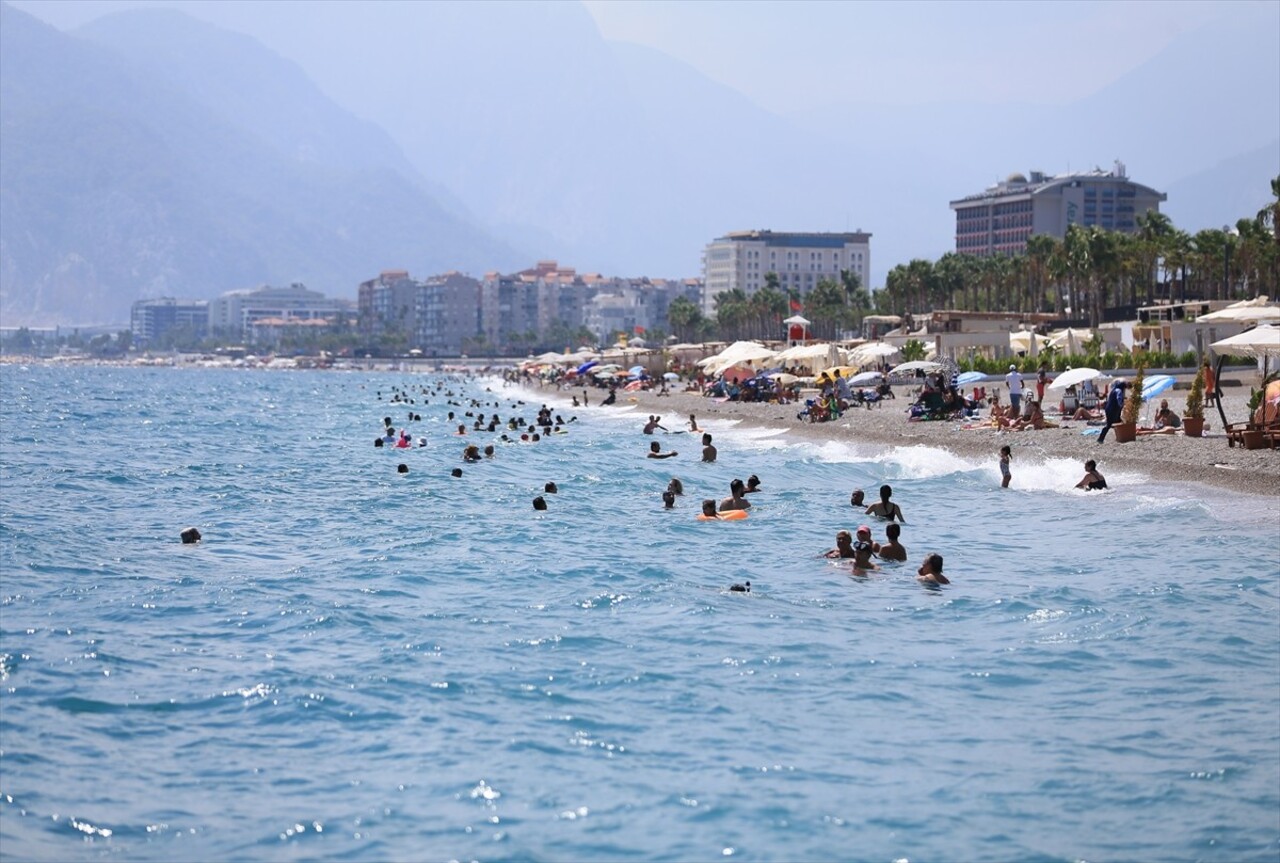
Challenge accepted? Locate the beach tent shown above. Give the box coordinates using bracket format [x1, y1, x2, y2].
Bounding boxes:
[698, 341, 777, 376]
[774, 342, 839, 375]
[1009, 331, 1052, 356]
[1210, 324, 1280, 359]
[848, 342, 900, 367]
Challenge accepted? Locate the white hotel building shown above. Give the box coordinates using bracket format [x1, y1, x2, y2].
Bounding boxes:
[701, 230, 872, 316]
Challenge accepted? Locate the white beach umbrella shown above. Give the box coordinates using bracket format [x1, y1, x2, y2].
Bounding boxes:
[1197, 305, 1280, 324]
[782, 314, 811, 326]
[849, 342, 900, 365]
[847, 371, 883, 386]
[889, 360, 943, 375]
[1209, 324, 1280, 358]
[1047, 367, 1105, 391]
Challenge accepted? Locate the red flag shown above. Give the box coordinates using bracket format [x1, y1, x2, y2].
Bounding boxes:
[790, 299, 802, 312]
[633, 325, 646, 335]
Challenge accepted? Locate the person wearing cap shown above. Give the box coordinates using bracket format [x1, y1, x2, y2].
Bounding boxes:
[1005, 364, 1025, 416]
[1097, 379, 1128, 443]
[851, 526, 880, 572]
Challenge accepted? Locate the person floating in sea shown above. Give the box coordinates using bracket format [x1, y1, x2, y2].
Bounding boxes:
[719, 478, 752, 512]
[999, 445, 1012, 488]
[850, 488, 865, 508]
[701, 433, 717, 463]
[667, 477, 684, 496]
[744, 474, 761, 494]
[865, 484, 905, 522]
[1076, 459, 1108, 491]
[850, 529, 880, 574]
[699, 499, 721, 520]
[878, 523, 907, 562]
[917, 552, 949, 585]
[662, 490, 676, 509]
[647, 441, 678, 459]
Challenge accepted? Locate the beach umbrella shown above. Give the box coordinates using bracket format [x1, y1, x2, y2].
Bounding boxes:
[1197, 303, 1280, 324]
[722, 364, 756, 384]
[889, 360, 943, 375]
[1209, 324, 1280, 358]
[1142, 375, 1175, 399]
[956, 371, 986, 386]
[663, 372, 679, 381]
[772, 373, 802, 385]
[576, 360, 599, 375]
[782, 314, 811, 326]
[847, 371, 883, 386]
[1047, 367, 1103, 391]
[818, 365, 860, 380]
[628, 365, 646, 375]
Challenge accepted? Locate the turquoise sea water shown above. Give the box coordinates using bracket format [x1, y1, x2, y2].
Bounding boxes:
[1, 364, 1277, 862]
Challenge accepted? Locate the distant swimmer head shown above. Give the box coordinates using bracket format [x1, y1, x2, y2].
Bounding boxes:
[729, 581, 751, 593]
[397, 463, 409, 473]
[886, 523, 901, 540]
[532, 496, 548, 511]
[850, 488, 865, 507]
[451, 467, 463, 478]
[662, 490, 676, 508]
[544, 481, 558, 494]
[879, 484, 893, 501]
[667, 478, 683, 495]
[746, 474, 760, 491]
[701, 499, 718, 517]
[374, 437, 385, 447]
[180, 527, 202, 544]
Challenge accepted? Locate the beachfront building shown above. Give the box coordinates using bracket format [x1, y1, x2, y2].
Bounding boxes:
[701, 230, 872, 317]
[950, 162, 1166, 257]
[130, 297, 210, 346]
[584, 277, 703, 346]
[209, 283, 352, 339]
[415, 272, 481, 357]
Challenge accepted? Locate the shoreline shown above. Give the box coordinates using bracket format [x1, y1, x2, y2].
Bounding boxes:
[585, 384, 1280, 499]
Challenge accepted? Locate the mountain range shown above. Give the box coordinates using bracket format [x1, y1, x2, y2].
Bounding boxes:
[1, 0, 1276, 327]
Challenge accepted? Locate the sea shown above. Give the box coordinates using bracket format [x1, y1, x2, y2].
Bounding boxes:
[1, 363, 1277, 863]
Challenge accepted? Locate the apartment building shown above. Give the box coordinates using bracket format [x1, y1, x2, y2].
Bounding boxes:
[701, 230, 872, 317]
[130, 297, 210, 346]
[209, 283, 351, 338]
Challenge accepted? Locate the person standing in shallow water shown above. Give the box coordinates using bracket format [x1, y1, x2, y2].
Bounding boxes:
[865, 484, 905, 522]
[999, 445, 1012, 488]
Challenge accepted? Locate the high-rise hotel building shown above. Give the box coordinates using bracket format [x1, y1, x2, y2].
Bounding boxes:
[949, 162, 1166, 257]
[701, 230, 871, 316]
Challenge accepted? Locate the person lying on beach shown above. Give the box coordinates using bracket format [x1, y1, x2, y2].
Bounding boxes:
[1075, 460, 1108, 491]
[719, 478, 752, 512]
[878, 523, 908, 562]
[648, 441, 678, 459]
[865, 484, 905, 522]
[1066, 405, 1102, 421]
[917, 552, 950, 585]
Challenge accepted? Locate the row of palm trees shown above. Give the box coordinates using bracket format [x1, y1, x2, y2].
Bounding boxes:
[880, 176, 1280, 327]
[668, 270, 873, 343]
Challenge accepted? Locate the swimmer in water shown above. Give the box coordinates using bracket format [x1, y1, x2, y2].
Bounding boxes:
[917, 552, 949, 585]
[662, 490, 676, 509]
[648, 441, 678, 459]
[865, 484, 905, 522]
[643, 415, 667, 434]
[850, 488, 865, 508]
[824, 530, 856, 559]
[701, 433, 717, 463]
[667, 478, 684, 496]
[999, 445, 1012, 488]
[1075, 459, 1107, 491]
[719, 478, 751, 512]
[744, 474, 761, 494]
[463, 445, 481, 462]
[878, 523, 907, 562]
[699, 499, 720, 519]
[688, 414, 700, 432]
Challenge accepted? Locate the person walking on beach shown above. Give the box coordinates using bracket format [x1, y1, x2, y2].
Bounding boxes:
[999, 445, 1012, 488]
[865, 484, 905, 522]
[1097, 380, 1127, 443]
[1006, 365, 1025, 416]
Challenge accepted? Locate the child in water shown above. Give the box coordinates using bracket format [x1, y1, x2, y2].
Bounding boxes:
[999, 445, 1012, 488]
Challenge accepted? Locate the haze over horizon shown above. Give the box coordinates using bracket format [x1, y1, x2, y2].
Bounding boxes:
[3, 0, 1278, 326]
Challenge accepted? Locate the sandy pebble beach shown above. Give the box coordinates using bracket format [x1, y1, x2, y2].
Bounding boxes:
[594, 375, 1280, 498]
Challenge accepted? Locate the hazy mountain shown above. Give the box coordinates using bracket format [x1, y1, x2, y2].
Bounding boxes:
[1164, 141, 1280, 233]
[0, 3, 521, 326]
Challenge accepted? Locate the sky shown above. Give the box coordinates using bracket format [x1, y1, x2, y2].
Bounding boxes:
[11, 0, 1253, 113]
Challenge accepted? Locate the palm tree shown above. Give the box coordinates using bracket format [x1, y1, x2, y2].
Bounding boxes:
[1024, 234, 1058, 313]
[715, 288, 749, 341]
[1136, 210, 1174, 305]
[666, 296, 702, 343]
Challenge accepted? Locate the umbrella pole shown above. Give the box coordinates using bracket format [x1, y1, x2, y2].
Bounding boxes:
[1214, 356, 1230, 431]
